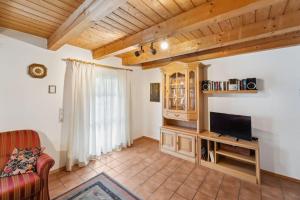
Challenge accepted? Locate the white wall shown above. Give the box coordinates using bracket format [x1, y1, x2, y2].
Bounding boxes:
[137, 46, 300, 179]
[0, 28, 142, 170]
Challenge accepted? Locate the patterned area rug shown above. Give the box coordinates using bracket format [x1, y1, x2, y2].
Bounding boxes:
[54, 173, 141, 200]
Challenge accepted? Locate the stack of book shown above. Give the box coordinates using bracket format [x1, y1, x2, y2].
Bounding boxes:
[202, 79, 248, 91]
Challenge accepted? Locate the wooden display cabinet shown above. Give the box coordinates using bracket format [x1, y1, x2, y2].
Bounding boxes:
[160, 62, 205, 162]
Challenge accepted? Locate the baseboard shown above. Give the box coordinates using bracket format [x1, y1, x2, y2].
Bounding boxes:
[50, 166, 66, 174]
[133, 136, 159, 143]
[261, 169, 300, 184]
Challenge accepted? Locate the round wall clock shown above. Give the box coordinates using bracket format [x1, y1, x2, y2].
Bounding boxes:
[28, 64, 47, 79]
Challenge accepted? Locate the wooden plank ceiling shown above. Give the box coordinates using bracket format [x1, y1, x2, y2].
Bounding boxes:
[0, 0, 84, 38]
[68, 0, 209, 50]
[1, 0, 300, 68]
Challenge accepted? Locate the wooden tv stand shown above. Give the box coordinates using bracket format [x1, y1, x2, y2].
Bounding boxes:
[198, 131, 260, 184]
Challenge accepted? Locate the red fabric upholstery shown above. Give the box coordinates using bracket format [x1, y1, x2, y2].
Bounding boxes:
[0, 130, 54, 200]
[0, 173, 40, 200]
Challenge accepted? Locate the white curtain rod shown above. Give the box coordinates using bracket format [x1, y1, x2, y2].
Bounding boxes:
[62, 58, 133, 72]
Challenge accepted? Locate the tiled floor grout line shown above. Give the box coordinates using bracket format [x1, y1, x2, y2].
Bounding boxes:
[149, 160, 185, 199]
[191, 168, 210, 200]
[213, 174, 225, 200]
[237, 179, 242, 200]
[142, 157, 181, 198]
[167, 162, 200, 200]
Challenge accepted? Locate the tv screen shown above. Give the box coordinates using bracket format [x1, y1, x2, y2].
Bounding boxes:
[210, 112, 252, 141]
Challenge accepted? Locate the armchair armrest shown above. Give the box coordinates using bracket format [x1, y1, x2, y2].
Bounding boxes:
[37, 153, 55, 200]
[37, 153, 55, 177]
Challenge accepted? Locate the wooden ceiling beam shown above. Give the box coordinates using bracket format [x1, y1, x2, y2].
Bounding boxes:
[48, 0, 127, 50]
[92, 0, 280, 59]
[141, 31, 300, 69]
[122, 10, 300, 65]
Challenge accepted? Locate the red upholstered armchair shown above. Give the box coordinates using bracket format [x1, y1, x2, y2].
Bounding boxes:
[0, 130, 55, 200]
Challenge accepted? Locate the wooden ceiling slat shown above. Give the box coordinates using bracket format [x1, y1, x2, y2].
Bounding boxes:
[113, 9, 149, 30]
[190, 30, 204, 38]
[255, 6, 271, 22]
[102, 17, 136, 34]
[0, 1, 64, 24]
[141, 0, 173, 19]
[43, 0, 79, 12]
[175, 34, 188, 42]
[108, 13, 142, 32]
[79, 29, 120, 47]
[90, 27, 124, 41]
[128, 0, 164, 23]
[157, 0, 182, 16]
[0, 3, 60, 27]
[182, 32, 196, 40]
[26, 0, 71, 17]
[58, 0, 83, 9]
[208, 22, 222, 34]
[11, 0, 67, 21]
[0, 18, 49, 37]
[199, 26, 212, 36]
[230, 16, 243, 29]
[92, 25, 126, 40]
[242, 11, 256, 25]
[0, 8, 58, 30]
[270, 0, 287, 18]
[95, 21, 128, 36]
[219, 19, 232, 32]
[191, 0, 207, 6]
[120, 3, 155, 26]
[174, 0, 194, 11]
[0, 12, 56, 33]
[285, 0, 300, 13]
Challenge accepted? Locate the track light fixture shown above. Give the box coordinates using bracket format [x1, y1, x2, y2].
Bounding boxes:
[150, 42, 157, 55]
[160, 40, 169, 50]
[134, 46, 144, 57]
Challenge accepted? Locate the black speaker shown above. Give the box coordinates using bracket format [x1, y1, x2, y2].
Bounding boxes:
[202, 80, 209, 91]
[246, 78, 256, 90]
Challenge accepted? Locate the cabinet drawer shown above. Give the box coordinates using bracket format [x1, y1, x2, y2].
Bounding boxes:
[164, 112, 186, 120]
[163, 111, 197, 121]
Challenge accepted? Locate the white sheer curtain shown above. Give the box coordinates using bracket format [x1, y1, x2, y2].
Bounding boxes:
[63, 61, 132, 171]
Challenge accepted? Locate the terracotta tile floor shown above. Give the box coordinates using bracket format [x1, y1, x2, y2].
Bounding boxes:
[49, 138, 300, 200]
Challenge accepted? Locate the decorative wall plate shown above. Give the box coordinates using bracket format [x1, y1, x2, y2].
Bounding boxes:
[28, 64, 47, 78]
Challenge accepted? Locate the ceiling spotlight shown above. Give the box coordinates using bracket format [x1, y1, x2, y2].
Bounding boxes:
[150, 42, 157, 55]
[134, 46, 144, 57]
[160, 40, 169, 50]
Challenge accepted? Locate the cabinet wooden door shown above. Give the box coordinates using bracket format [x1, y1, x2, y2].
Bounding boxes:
[161, 130, 176, 151]
[177, 134, 196, 157]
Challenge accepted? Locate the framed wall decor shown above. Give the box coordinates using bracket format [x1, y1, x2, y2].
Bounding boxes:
[150, 83, 160, 102]
[28, 63, 47, 78]
[48, 85, 56, 94]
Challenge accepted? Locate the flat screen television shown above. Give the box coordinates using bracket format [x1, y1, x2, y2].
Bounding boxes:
[210, 112, 252, 141]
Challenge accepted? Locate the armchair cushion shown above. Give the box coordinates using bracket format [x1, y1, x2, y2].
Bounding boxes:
[0, 147, 43, 178]
[0, 173, 41, 200]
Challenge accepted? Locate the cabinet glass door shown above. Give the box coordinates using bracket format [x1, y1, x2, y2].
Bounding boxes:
[176, 72, 185, 111]
[188, 70, 196, 111]
[168, 73, 177, 110]
[163, 74, 166, 109]
[168, 72, 186, 111]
